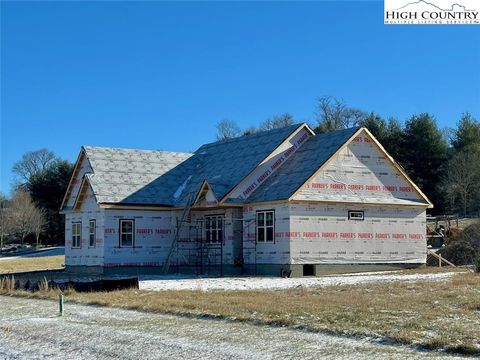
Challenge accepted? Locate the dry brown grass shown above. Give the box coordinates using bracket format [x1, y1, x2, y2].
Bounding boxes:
[0, 275, 16, 292]
[457, 217, 480, 230]
[0, 255, 64, 274]
[2, 270, 479, 355]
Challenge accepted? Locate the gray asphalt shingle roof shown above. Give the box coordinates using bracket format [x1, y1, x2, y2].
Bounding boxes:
[82, 147, 193, 205]
[82, 124, 303, 206]
[245, 127, 360, 203]
[123, 123, 303, 206]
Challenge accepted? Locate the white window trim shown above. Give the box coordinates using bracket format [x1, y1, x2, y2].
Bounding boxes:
[119, 219, 135, 247]
[72, 222, 81, 248]
[348, 210, 365, 221]
[256, 210, 275, 243]
[205, 215, 224, 244]
[89, 220, 96, 247]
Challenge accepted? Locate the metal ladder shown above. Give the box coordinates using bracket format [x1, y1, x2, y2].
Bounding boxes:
[162, 192, 196, 274]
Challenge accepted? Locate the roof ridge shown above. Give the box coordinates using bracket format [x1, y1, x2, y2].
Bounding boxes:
[83, 145, 193, 155]
[313, 126, 361, 136]
[198, 123, 305, 150]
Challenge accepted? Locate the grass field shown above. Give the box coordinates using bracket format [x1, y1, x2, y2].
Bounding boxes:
[1, 296, 451, 359]
[0, 255, 64, 274]
[456, 218, 479, 229]
[1, 268, 479, 355]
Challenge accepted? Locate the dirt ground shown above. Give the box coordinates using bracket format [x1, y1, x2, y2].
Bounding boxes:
[0, 296, 471, 360]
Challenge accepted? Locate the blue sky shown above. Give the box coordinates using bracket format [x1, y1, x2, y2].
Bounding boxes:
[1, 1, 479, 194]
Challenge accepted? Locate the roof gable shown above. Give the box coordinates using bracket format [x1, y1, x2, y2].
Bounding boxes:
[246, 127, 360, 203]
[288, 128, 432, 207]
[60, 149, 93, 211]
[72, 176, 98, 211]
[61, 146, 193, 210]
[221, 124, 314, 203]
[192, 180, 218, 208]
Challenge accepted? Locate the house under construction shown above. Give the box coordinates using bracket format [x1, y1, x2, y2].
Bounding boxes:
[61, 124, 432, 277]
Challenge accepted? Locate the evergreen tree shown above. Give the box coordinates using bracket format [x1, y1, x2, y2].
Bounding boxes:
[452, 112, 480, 154]
[402, 114, 449, 212]
[358, 113, 388, 143]
[384, 118, 405, 165]
[27, 159, 74, 244]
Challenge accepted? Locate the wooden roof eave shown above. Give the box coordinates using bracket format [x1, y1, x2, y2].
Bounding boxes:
[71, 175, 99, 211]
[59, 147, 87, 211]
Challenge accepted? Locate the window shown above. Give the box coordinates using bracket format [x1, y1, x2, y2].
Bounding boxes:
[72, 222, 81, 248]
[120, 219, 134, 247]
[205, 215, 224, 243]
[257, 210, 274, 242]
[348, 210, 364, 221]
[89, 220, 96, 247]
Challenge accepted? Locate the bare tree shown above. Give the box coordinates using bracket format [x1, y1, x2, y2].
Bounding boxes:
[444, 152, 480, 217]
[31, 208, 47, 248]
[9, 189, 41, 245]
[343, 108, 366, 128]
[216, 119, 241, 141]
[243, 126, 258, 136]
[12, 148, 56, 183]
[315, 96, 366, 132]
[0, 194, 12, 253]
[259, 113, 295, 131]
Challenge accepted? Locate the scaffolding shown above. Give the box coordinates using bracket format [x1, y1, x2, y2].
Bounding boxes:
[174, 218, 222, 276]
[173, 216, 257, 276]
[426, 214, 460, 247]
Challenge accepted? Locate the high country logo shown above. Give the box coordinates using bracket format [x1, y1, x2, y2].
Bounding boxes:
[384, 0, 479, 24]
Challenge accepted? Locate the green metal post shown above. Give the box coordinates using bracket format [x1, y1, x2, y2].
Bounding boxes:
[59, 294, 64, 316]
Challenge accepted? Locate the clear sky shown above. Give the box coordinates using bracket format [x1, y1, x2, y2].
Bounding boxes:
[1, 1, 479, 195]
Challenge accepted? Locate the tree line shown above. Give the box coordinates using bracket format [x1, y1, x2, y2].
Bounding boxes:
[1, 98, 478, 249]
[216, 96, 480, 217]
[0, 149, 74, 249]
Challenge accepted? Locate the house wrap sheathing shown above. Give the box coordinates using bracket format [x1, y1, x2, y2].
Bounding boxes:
[61, 124, 432, 277]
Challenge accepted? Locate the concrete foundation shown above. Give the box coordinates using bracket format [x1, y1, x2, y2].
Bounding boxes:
[60, 263, 425, 278]
[65, 264, 244, 277]
[293, 263, 424, 277]
[243, 263, 424, 277]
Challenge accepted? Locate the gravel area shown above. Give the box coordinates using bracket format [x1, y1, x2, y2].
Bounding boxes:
[0, 296, 467, 359]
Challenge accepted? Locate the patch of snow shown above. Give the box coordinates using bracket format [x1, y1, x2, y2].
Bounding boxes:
[139, 271, 456, 292]
[0, 295, 467, 359]
[0, 247, 64, 260]
[173, 175, 192, 199]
